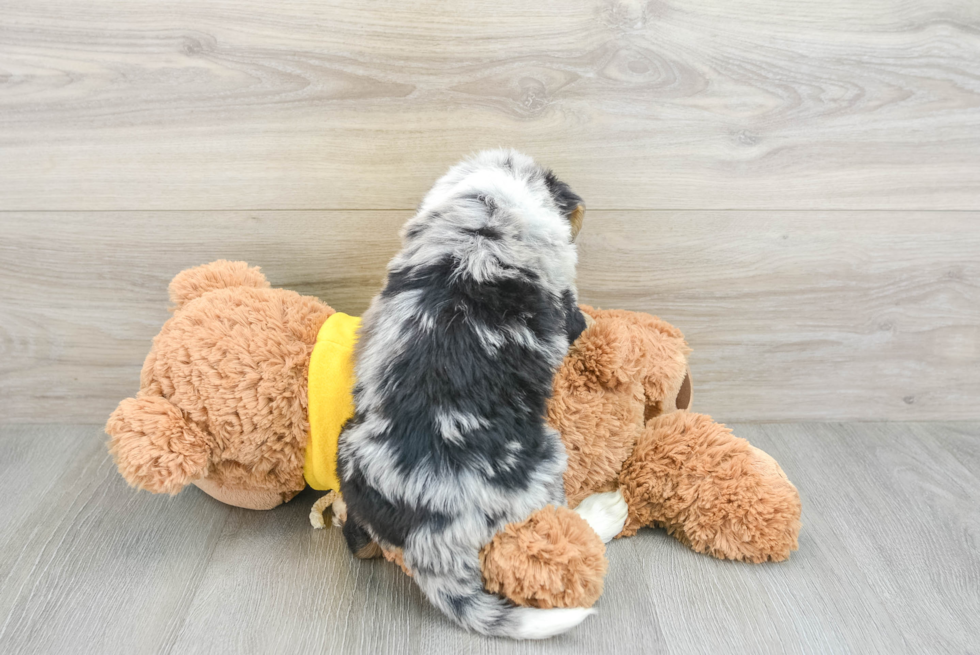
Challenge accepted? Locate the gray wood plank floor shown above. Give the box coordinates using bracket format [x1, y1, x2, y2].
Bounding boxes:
[1, 423, 977, 654]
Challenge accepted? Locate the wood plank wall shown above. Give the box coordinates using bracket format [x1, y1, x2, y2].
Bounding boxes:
[1, 0, 979, 422]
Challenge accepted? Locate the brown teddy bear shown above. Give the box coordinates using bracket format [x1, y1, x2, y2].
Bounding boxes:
[107, 260, 801, 611]
[470, 306, 802, 609]
[551, 307, 801, 559]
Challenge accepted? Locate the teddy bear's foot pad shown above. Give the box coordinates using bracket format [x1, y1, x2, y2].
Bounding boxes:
[573, 490, 628, 542]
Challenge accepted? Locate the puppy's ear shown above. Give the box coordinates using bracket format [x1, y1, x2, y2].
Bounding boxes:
[562, 291, 587, 344]
[569, 204, 585, 241]
[543, 170, 585, 240]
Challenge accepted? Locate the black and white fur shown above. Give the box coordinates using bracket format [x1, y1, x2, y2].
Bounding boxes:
[337, 149, 593, 639]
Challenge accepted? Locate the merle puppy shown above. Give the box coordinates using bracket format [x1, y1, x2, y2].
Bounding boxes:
[337, 150, 592, 639]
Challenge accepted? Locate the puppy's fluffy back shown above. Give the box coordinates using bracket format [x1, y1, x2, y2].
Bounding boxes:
[338, 150, 589, 638]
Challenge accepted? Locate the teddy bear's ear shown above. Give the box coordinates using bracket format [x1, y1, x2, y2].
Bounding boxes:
[168, 260, 270, 311]
[647, 367, 693, 421]
[624, 313, 692, 418]
[558, 317, 629, 390]
[676, 369, 693, 411]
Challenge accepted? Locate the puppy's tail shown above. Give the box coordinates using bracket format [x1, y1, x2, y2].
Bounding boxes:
[412, 561, 594, 639]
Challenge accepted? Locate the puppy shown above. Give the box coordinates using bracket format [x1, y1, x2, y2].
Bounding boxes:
[337, 150, 591, 639]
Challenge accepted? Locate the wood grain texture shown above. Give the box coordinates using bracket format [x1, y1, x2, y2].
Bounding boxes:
[580, 211, 980, 421]
[633, 421, 980, 654]
[1, 422, 977, 654]
[2, 210, 977, 423]
[0, 211, 405, 424]
[2, 0, 980, 210]
[0, 425, 232, 655]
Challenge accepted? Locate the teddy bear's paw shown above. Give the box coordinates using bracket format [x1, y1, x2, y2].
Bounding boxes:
[106, 396, 211, 495]
[573, 490, 628, 543]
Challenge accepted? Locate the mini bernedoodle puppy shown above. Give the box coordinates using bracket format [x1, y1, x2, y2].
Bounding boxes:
[337, 150, 601, 638]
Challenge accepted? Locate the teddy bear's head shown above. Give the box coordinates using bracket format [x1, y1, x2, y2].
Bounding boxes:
[107, 261, 335, 509]
[549, 306, 693, 507]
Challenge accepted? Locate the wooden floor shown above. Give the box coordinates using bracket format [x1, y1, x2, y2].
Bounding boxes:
[1, 422, 977, 654]
[2, 2, 979, 653]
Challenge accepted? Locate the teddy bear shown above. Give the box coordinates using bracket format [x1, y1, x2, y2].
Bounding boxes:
[106, 258, 608, 575]
[106, 260, 801, 611]
[389, 306, 802, 609]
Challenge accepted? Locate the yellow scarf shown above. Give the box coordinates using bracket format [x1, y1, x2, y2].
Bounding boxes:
[303, 312, 361, 492]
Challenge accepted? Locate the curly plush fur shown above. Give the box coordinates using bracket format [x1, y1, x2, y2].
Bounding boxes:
[550, 306, 693, 508]
[480, 506, 607, 609]
[381, 304, 800, 608]
[107, 260, 334, 508]
[107, 258, 801, 613]
[619, 412, 801, 562]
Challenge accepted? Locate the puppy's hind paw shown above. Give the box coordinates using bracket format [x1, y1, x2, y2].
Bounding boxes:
[573, 490, 628, 543]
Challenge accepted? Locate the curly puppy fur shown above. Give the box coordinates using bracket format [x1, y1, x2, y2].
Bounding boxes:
[480, 506, 607, 609]
[337, 149, 594, 639]
[375, 305, 800, 605]
[106, 260, 334, 506]
[619, 411, 801, 562]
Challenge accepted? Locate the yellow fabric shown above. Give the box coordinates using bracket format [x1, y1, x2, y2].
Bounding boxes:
[304, 312, 361, 492]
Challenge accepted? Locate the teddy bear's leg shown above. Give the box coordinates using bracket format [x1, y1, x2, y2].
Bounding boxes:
[333, 500, 610, 609]
[329, 500, 609, 609]
[572, 491, 628, 543]
[618, 412, 801, 563]
[106, 396, 212, 495]
[192, 478, 298, 510]
[480, 506, 608, 609]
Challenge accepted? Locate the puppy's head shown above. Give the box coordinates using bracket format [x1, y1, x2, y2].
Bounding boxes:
[543, 171, 585, 241]
[415, 149, 586, 245]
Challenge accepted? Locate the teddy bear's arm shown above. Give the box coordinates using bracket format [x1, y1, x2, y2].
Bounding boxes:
[618, 412, 801, 563]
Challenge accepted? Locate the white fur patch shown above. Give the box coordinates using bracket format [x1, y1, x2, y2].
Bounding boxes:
[574, 490, 628, 543]
[434, 409, 488, 444]
[512, 607, 596, 640]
